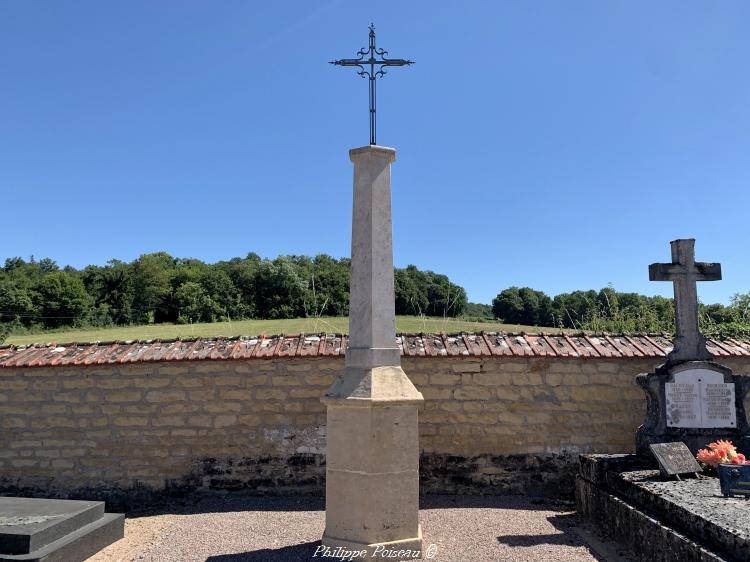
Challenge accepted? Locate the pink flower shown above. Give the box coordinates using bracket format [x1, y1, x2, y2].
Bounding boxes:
[709, 439, 735, 456]
[696, 440, 749, 467]
[697, 448, 724, 468]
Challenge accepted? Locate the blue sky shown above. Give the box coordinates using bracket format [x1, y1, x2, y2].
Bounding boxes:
[1, 1, 748, 305]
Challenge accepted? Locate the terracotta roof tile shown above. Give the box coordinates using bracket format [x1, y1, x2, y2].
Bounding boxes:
[0, 333, 748, 368]
[724, 339, 750, 356]
[443, 335, 469, 356]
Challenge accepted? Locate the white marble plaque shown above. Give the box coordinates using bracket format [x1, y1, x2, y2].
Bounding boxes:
[665, 369, 736, 428]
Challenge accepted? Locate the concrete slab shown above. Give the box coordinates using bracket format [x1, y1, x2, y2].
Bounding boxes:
[0, 498, 104, 555]
[0, 498, 123, 562]
[0, 513, 123, 562]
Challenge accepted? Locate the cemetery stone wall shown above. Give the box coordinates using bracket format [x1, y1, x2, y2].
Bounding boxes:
[1, 355, 749, 508]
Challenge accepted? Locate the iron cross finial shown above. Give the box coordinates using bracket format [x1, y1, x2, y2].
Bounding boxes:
[330, 24, 414, 145]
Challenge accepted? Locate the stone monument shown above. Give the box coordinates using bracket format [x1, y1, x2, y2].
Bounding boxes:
[636, 239, 750, 456]
[322, 26, 423, 560]
[321, 145, 424, 559]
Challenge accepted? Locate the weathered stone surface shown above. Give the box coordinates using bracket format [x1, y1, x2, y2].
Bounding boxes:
[649, 239, 721, 365]
[649, 442, 702, 477]
[577, 476, 727, 562]
[0, 497, 123, 562]
[577, 454, 750, 561]
[324, 366, 422, 404]
[344, 145, 400, 371]
[420, 453, 578, 497]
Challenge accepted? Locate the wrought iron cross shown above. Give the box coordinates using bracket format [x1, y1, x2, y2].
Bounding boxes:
[330, 24, 414, 145]
[649, 239, 721, 363]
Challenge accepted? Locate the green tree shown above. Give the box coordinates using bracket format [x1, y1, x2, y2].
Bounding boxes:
[394, 265, 466, 317]
[552, 290, 598, 328]
[35, 271, 93, 328]
[596, 287, 619, 318]
[730, 292, 750, 323]
[304, 255, 351, 317]
[220, 254, 261, 318]
[254, 257, 308, 319]
[174, 282, 222, 323]
[395, 266, 429, 316]
[425, 272, 468, 317]
[199, 268, 244, 319]
[700, 303, 735, 325]
[38, 258, 59, 273]
[82, 260, 135, 325]
[492, 287, 524, 323]
[462, 302, 493, 319]
[131, 253, 175, 323]
[492, 287, 552, 326]
[3, 257, 25, 272]
[519, 287, 552, 325]
[0, 280, 38, 326]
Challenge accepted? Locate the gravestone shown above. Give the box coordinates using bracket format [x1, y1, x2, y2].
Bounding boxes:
[636, 239, 750, 457]
[0, 497, 123, 562]
[649, 442, 701, 478]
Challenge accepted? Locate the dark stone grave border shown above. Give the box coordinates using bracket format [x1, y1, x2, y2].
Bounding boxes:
[577, 454, 749, 562]
[0, 497, 123, 562]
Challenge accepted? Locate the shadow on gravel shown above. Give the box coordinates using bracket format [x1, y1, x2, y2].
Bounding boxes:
[421, 495, 575, 510]
[205, 541, 320, 561]
[498, 532, 583, 547]
[497, 513, 606, 561]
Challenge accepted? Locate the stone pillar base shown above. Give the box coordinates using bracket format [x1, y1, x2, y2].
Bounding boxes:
[322, 365, 423, 561]
[321, 527, 423, 561]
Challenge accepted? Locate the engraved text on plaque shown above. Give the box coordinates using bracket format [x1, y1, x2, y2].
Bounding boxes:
[665, 369, 736, 428]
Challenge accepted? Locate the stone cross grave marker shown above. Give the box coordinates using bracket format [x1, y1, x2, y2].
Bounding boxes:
[648, 238, 721, 364]
[636, 239, 750, 457]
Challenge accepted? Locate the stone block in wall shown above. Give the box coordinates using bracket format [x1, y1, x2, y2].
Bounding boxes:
[451, 362, 481, 373]
[453, 387, 492, 400]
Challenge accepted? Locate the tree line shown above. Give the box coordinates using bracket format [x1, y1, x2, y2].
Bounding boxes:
[491, 286, 750, 337]
[2, 253, 748, 342]
[0, 254, 468, 335]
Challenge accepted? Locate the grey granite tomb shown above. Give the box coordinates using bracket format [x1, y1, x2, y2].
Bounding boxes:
[635, 239, 750, 457]
[0, 497, 123, 562]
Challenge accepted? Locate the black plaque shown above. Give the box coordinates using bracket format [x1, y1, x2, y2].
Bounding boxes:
[649, 442, 702, 478]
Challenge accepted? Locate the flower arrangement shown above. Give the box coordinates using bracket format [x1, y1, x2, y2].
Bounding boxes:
[696, 439, 748, 469]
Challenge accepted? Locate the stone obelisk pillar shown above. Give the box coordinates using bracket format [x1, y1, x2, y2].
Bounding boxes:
[321, 145, 424, 559]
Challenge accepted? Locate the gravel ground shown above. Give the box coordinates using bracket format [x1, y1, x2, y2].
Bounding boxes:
[88, 495, 613, 562]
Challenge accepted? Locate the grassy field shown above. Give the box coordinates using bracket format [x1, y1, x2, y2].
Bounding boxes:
[4, 316, 552, 346]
